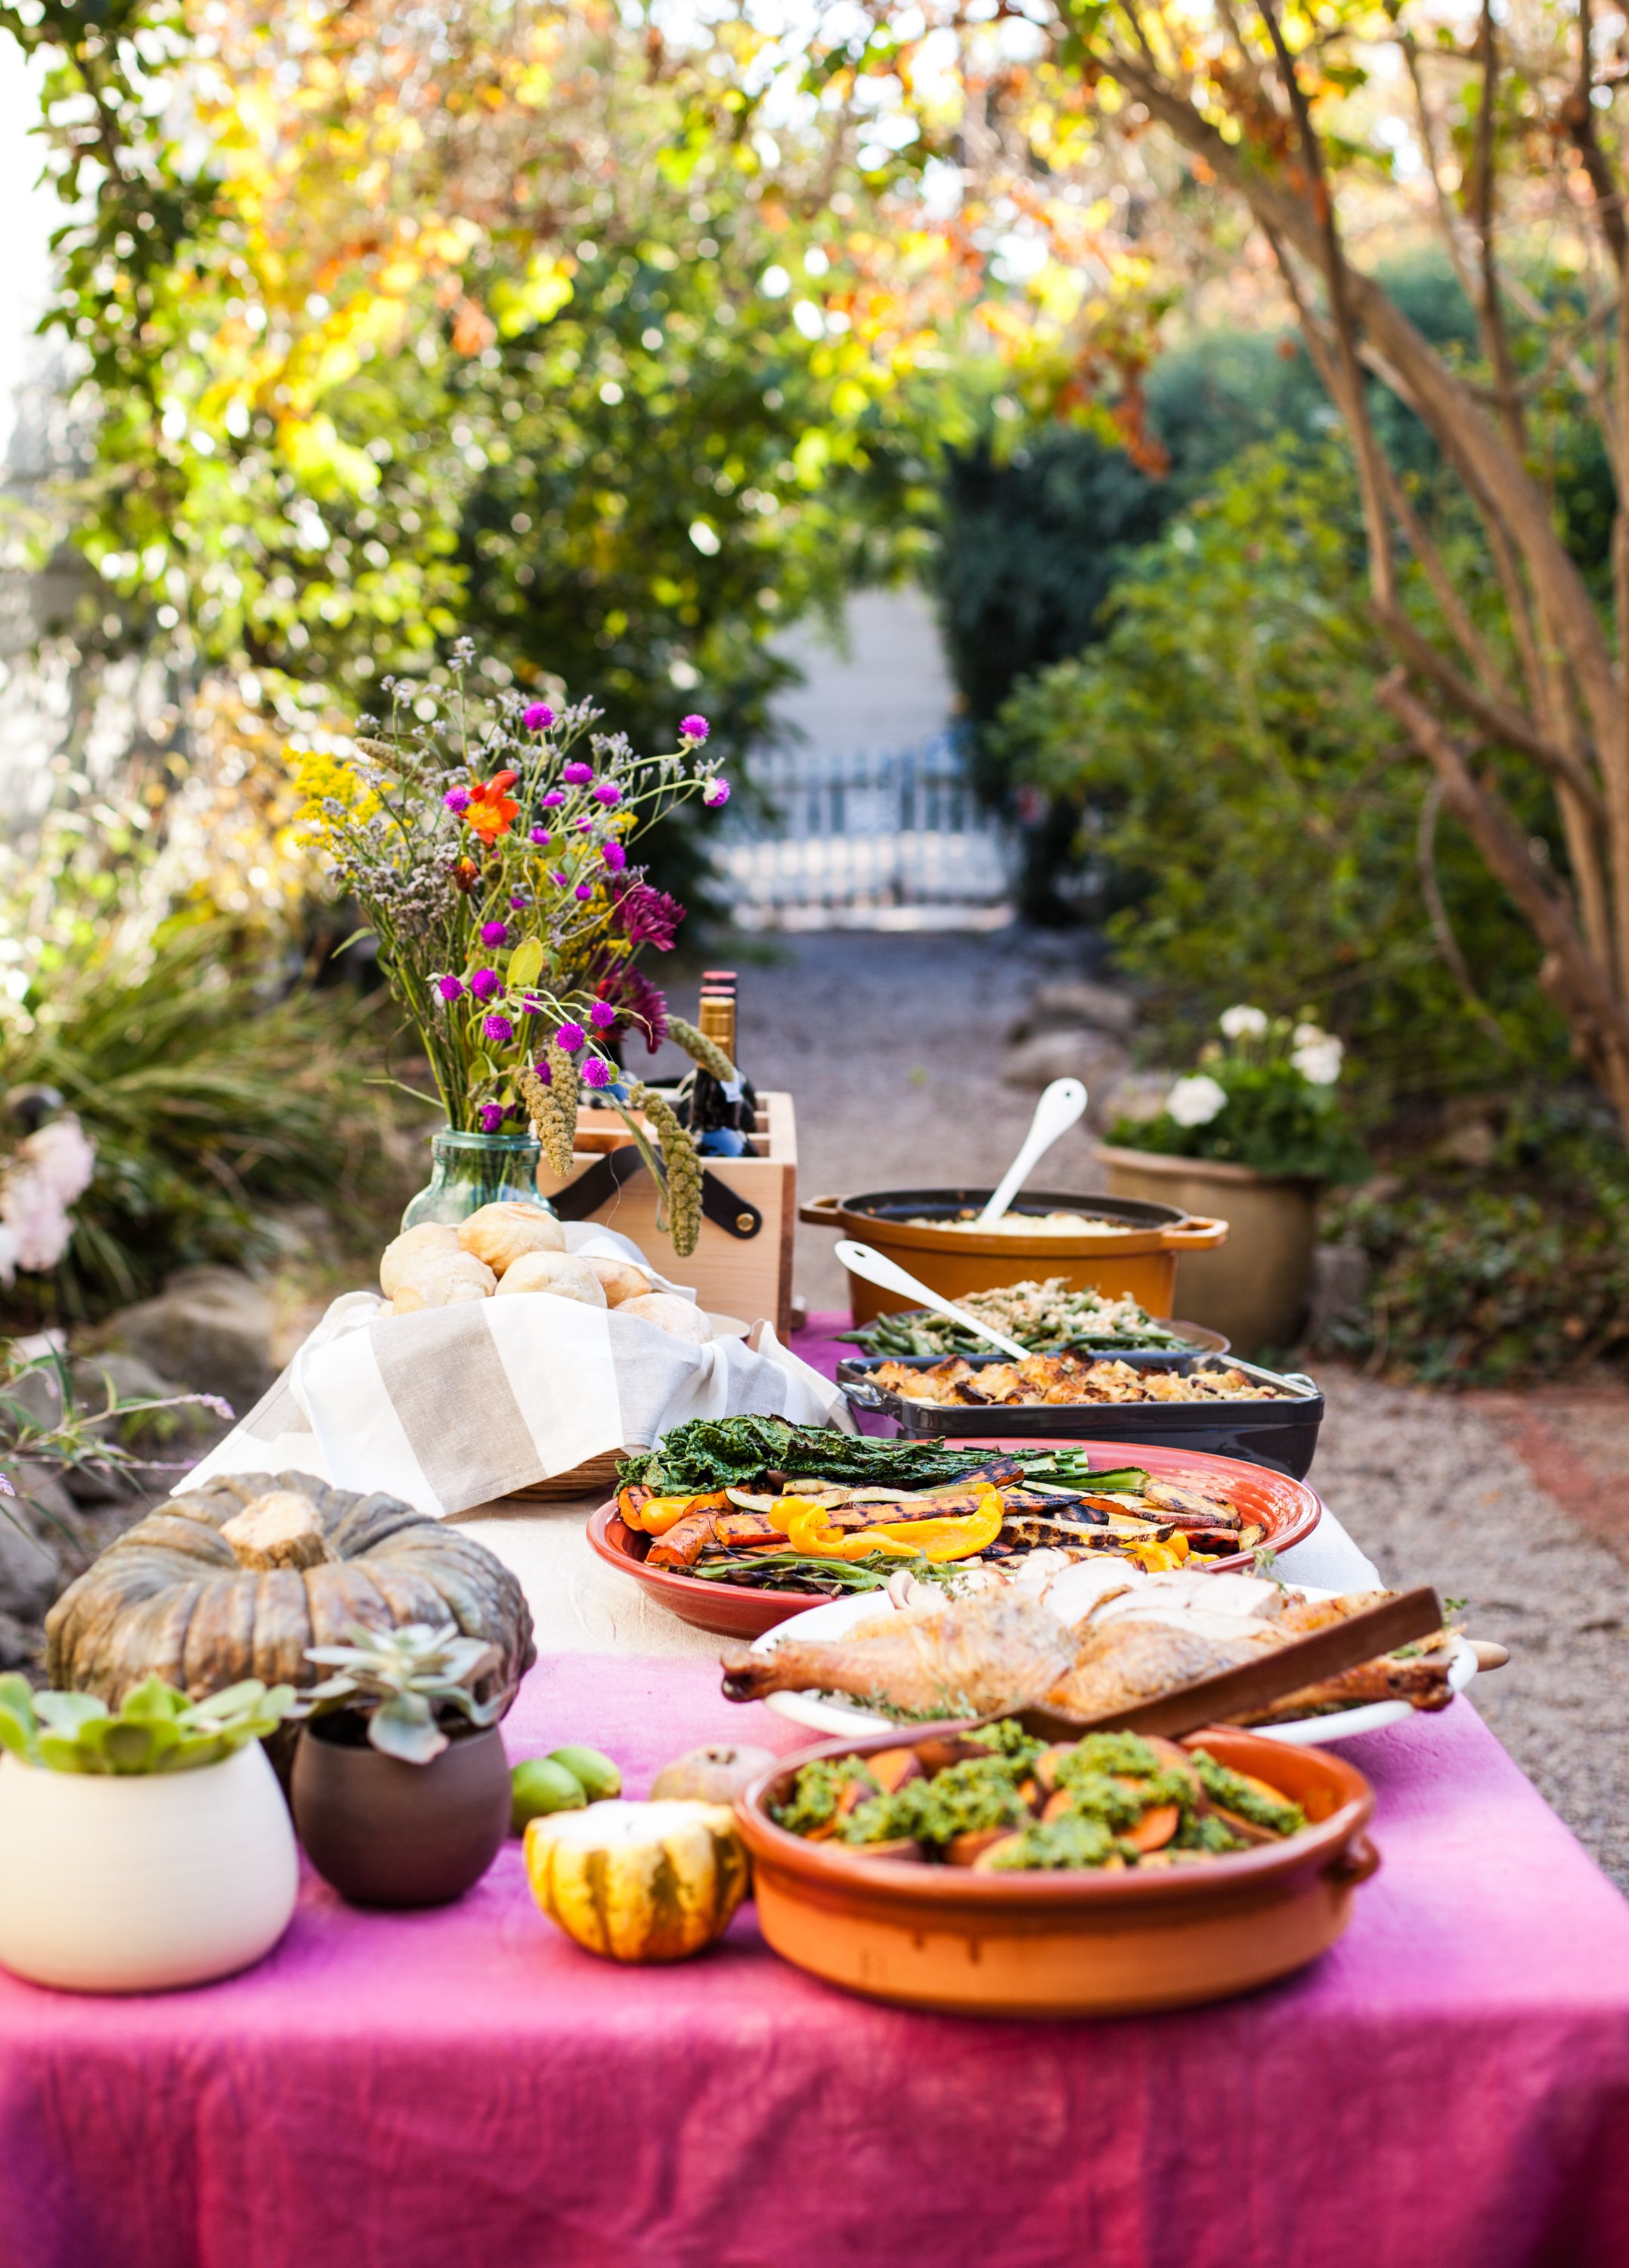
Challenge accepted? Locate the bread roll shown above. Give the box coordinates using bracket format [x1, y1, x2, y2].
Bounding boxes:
[379, 1222, 460, 1298]
[457, 1201, 566, 1275]
[389, 1253, 496, 1312]
[574, 1252, 654, 1307]
[494, 1250, 607, 1306]
[615, 1293, 711, 1344]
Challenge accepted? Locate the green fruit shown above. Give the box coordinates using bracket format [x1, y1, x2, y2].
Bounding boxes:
[511, 1757, 588, 1833]
[547, 1745, 623, 1803]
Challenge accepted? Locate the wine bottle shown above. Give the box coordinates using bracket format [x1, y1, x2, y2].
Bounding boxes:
[687, 974, 757, 1155]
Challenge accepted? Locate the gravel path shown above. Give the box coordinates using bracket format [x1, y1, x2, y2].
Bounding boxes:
[653, 929, 1629, 1888]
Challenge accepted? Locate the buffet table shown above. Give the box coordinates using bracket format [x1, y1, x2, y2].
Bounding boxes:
[2, 1331, 1628, 2268]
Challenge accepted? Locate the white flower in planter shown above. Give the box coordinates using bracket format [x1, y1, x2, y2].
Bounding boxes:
[1292, 1028, 1344, 1086]
[1219, 1005, 1268, 1040]
[1166, 1074, 1228, 1127]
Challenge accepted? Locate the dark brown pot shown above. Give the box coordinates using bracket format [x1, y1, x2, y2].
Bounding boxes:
[290, 1717, 511, 1907]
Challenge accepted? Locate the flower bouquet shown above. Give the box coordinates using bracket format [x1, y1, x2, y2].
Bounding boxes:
[1110, 1007, 1367, 1182]
[295, 644, 730, 1250]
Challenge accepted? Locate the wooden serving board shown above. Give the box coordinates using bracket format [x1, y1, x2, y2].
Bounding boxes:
[1018, 1586, 1445, 1742]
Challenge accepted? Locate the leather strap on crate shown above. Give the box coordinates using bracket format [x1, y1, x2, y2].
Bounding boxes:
[550, 1144, 763, 1240]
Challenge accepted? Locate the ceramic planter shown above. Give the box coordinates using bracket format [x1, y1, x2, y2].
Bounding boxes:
[0, 1740, 299, 1993]
[291, 1718, 511, 1907]
[1095, 1145, 1319, 1353]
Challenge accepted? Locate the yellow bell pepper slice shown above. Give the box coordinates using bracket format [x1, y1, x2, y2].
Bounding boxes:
[865, 1487, 1006, 1563]
[783, 1505, 921, 1560]
[640, 1491, 732, 1538]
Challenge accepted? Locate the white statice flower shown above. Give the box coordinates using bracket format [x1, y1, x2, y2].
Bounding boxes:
[1166, 1074, 1228, 1127]
[0, 1114, 97, 1282]
[1219, 1005, 1268, 1040]
[1292, 1032, 1344, 1086]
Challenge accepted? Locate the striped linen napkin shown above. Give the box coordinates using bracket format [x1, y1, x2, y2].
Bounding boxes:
[186, 1255, 850, 1519]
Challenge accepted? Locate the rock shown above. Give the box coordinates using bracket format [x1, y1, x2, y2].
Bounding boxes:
[1012, 980, 1139, 1043]
[96, 1266, 274, 1415]
[1308, 1242, 1371, 1342]
[0, 1608, 39, 1673]
[0, 1481, 68, 1621]
[1001, 1029, 1129, 1093]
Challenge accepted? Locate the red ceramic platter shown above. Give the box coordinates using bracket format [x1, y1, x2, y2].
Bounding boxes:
[585, 1437, 1324, 1641]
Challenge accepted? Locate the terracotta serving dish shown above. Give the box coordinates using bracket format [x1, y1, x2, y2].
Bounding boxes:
[586, 1506, 826, 1638]
[738, 1724, 1377, 2017]
[798, 1186, 1229, 1324]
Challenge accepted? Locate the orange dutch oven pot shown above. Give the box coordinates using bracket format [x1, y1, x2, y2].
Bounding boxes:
[797, 1185, 1229, 1325]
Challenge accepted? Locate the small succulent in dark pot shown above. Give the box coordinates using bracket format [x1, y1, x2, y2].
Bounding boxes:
[290, 1622, 513, 1907]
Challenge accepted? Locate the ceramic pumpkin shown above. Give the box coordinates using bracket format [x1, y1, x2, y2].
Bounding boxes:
[45, 1472, 534, 1709]
[524, 1799, 750, 1961]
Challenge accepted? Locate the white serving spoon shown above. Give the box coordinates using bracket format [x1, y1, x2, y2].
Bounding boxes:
[834, 1240, 1031, 1361]
[974, 1076, 1089, 1228]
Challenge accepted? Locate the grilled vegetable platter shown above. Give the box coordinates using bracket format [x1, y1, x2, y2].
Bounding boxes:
[599, 1418, 1318, 1616]
[838, 1280, 1216, 1360]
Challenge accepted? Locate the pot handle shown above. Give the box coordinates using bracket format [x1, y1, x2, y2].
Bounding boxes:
[799, 1194, 846, 1226]
[839, 1379, 885, 1412]
[1162, 1213, 1230, 1250]
[1324, 1834, 1380, 1891]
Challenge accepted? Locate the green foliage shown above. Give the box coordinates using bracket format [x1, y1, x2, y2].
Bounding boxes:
[0, 795, 405, 1323]
[0, 1672, 296, 1774]
[0, 1346, 225, 1515]
[1119, 1064, 1367, 1183]
[1321, 1098, 1629, 1383]
[1001, 440, 1569, 1112]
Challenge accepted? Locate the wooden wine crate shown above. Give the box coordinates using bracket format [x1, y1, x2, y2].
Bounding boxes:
[535, 1092, 797, 1337]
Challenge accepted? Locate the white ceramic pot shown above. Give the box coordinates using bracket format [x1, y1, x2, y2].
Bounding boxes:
[0, 1740, 299, 1993]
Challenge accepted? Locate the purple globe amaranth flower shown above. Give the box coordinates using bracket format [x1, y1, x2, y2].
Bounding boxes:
[443, 786, 472, 814]
[551, 870, 569, 888]
[529, 826, 551, 846]
[574, 881, 595, 901]
[593, 782, 622, 806]
[509, 892, 530, 909]
[679, 713, 710, 743]
[582, 1058, 613, 1091]
[589, 1000, 617, 1030]
[435, 974, 465, 1002]
[479, 919, 508, 947]
[613, 880, 685, 951]
[469, 968, 502, 1002]
[574, 815, 594, 832]
[540, 789, 565, 808]
[601, 841, 627, 872]
[531, 1058, 552, 1085]
[477, 1103, 505, 1133]
[522, 702, 556, 731]
[562, 761, 593, 785]
[482, 1013, 514, 1045]
[702, 776, 730, 808]
[556, 1021, 586, 1053]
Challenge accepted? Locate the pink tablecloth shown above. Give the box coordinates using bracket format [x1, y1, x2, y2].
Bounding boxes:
[3, 1335, 1629, 2268]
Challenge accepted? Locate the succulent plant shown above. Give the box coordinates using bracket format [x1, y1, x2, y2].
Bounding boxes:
[0, 1672, 296, 1774]
[300, 1621, 503, 1765]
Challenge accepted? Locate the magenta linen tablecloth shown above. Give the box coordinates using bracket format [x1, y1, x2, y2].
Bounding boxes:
[2, 1650, 1628, 2268]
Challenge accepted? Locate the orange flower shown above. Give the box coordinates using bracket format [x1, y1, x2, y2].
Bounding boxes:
[465, 770, 520, 844]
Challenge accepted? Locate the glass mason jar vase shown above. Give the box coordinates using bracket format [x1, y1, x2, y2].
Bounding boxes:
[400, 1129, 559, 1231]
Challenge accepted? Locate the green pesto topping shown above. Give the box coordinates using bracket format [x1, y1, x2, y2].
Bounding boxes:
[838, 1755, 1030, 1850]
[1191, 1750, 1305, 1836]
[964, 1718, 1045, 1769]
[1173, 1810, 1248, 1854]
[983, 1814, 1120, 1872]
[772, 1753, 877, 1836]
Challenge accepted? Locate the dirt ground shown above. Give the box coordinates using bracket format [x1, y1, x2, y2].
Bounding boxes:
[646, 928, 1629, 1889]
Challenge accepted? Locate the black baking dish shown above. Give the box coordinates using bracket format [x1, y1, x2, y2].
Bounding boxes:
[835, 1351, 1325, 1480]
